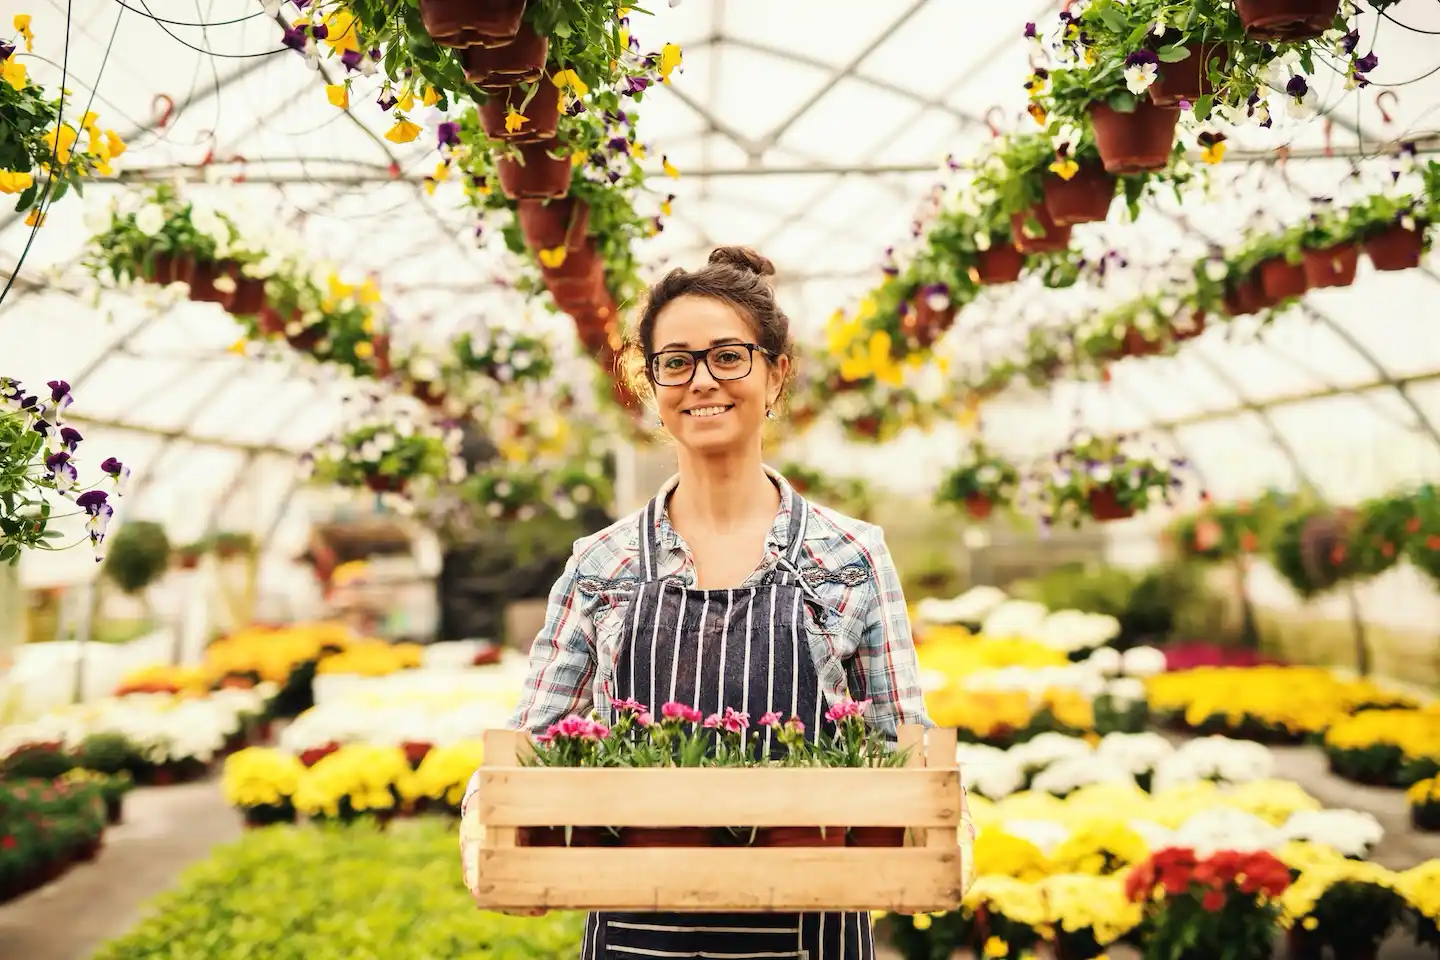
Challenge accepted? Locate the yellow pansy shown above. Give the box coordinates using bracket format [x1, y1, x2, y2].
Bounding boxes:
[629, 141, 646, 160]
[658, 43, 682, 82]
[1049, 156, 1079, 180]
[552, 68, 588, 97]
[356, 278, 381, 304]
[14, 14, 34, 51]
[25, 207, 45, 227]
[396, 88, 415, 112]
[0, 171, 33, 194]
[325, 83, 349, 109]
[570, 150, 588, 167]
[227, 338, 249, 355]
[422, 85, 440, 107]
[353, 340, 375, 360]
[504, 107, 527, 134]
[1027, 101, 1047, 126]
[104, 129, 126, 158]
[79, 111, 101, 135]
[1201, 140, 1227, 164]
[322, 9, 360, 53]
[662, 155, 679, 178]
[538, 246, 567, 269]
[2, 59, 27, 91]
[384, 118, 421, 144]
[42, 124, 78, 164]
[660, 197, 672, 216]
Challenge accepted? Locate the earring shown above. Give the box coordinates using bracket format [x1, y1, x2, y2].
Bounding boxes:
[766, 409, 777, 421]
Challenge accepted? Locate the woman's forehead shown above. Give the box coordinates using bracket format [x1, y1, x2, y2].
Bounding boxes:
[653, 296, 754, 348]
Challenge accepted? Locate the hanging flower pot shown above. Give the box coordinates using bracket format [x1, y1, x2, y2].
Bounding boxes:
[364, 474, 408, 495]
[973, 244, 1025, 285]
[1234, 0, 1340, 40]
[479, 75, 559, 143]
[1090, 101, 1180, 174]
[906, 286, 956, 346]
[964, 496, 993, 520]
[1149, 42, 1229, 107]
[228, 274, 267, 315]
[517, 197, 590, 253]
[1042, 165, 1116, 226]
[1172, 310, 1207, 342]
[187, 260, 229, 304]
[1088, 486, 1135, 522]
[256, 304, 288, 336]
[1364, 224, 1425, 271]
[1258, 256, 1308, 302]
[286, 325, 324, 352]
[417, 0, 526, 49]
[1010, 204, 1072, 254]
[1222, 274, 1263, 316]
[144, 252, 193, 286]
[411, 381, 447, 408]
[540, 238, 601, 282]
[372, 334, 392, 378]
[1120, 328, 1165, 358]
[548, 257, 609, 311]
[1301, 243, 1359, 289]
[496, 139, 572, 200]
[461, 19, 546, 86]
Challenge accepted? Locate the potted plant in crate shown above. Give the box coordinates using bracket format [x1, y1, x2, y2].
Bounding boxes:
[818, 700, 913, 848]
[1125, 847, 1292, 960]
[1036, 432, 1186, 527]
[935, 443, 1021, 520]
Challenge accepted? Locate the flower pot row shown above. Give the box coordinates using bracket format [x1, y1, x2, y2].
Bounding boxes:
[1223, 227, 1423, 317]
[521, 825, 909, 848]
[145, 254, 267, 315]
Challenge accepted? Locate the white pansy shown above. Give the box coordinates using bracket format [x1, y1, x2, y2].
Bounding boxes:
[134, 204, 166, 236]
[1124, 60, 1158, 95]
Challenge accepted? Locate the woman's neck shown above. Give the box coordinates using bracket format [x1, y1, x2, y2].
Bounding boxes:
[669, 450, 778, 536]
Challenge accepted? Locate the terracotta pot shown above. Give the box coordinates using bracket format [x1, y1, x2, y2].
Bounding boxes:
[417, 0, 526, 49]
[188, 260, 229, 304]
[1149, 42, 1229, 106]
[1042, 165, 1116, 226]
[753, 827, 847, 848]
[1258, 256, 1308, 302]
[364, 474, 407, 494]
[461, 19, 547, 86]
[905, 295, 955, 346]
[1301, 243, 1358, 289]
[496, 139, 573, 200]
[1090, 101, 1180, 174]
[974, 244, 1025, 285]
[541, 237, 601, 282]
[847, 827, 907, 847]
[964, 496, 993, 520]
[372, 333, 392, 378]
[145, 253, 193, 286]
[1010, 205, 1072, 254]
[229, 274, 267, 315]
[1088, 486, 1135, 522]
[412, 380, 447, 407]
[1121, 327, 1165, 358]
[1222, 274, 1262, 316]
[1172, 310, 1207, 342]
[517, 197, 590, 252]
[257, 304, 290, 335]
[1364, 224, 1425, 271]
[287, 326, 323, 351]
[549, 261, 609, 312]
[1234, 0, 1340, 40]
[619, 827, 715, 847]
[479, 74, 559, 143]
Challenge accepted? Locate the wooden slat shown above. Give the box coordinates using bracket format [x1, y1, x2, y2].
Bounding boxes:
[481, 729, 520, 849]
[473, 767, 963, 828]
[921, 726, 959, 849]
[471, 848, 964, 913]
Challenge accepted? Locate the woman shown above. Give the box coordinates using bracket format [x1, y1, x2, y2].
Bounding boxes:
[461, 246, 950, 959]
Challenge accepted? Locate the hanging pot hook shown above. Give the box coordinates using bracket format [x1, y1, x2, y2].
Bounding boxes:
[1376, 90, 1398, 125]
[984, 106, 1005, 138]
[151, 94, 176, 130]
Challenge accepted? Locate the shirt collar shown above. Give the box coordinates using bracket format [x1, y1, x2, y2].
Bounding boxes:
[652, 464, 797, 556]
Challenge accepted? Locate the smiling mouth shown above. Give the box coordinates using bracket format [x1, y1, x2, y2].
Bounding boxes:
[683, 404, 734, 418]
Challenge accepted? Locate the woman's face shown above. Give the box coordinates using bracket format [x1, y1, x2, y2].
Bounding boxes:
[649, 295, 787, 455]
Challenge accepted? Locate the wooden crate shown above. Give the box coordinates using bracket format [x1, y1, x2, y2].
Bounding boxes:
[464, 723, 965, 913]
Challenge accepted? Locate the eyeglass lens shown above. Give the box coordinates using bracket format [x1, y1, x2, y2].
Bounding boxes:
[652, 345, 753, 385]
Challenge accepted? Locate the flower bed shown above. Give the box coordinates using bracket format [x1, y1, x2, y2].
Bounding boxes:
[0, 777, 108, 904]
[1146, 667, 1418, 745]
[89, 820, 585, 959]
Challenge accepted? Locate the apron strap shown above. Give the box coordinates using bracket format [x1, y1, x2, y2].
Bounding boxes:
[637, 496, 662, 582]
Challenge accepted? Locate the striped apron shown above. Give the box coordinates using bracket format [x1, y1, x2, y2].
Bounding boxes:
[580, 492, 876, 960]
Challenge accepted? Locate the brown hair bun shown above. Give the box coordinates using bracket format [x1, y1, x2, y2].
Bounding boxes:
[708, 245, 776, 278]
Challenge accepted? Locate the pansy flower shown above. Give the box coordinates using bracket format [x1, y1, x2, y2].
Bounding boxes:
[1123, 50, 1159, 95]
[1285, 75, 1316, 117]
[1198, 131, 1226, 165]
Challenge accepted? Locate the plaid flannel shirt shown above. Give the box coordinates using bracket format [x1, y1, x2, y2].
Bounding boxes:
[463, 467, 975, 857]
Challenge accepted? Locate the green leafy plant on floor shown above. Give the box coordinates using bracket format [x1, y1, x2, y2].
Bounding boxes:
[91, 820, 586, 959]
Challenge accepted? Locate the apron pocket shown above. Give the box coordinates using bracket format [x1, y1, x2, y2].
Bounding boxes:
[602, 914, 805, 959]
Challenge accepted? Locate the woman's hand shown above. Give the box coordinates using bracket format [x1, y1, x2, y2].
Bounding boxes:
[459, 796, 548, 917]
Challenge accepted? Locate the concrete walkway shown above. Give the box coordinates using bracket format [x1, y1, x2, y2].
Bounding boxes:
[0, 744, 1434, 960]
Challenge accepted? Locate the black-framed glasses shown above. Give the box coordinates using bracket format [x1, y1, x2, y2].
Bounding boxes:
[647, 343, 772, 387]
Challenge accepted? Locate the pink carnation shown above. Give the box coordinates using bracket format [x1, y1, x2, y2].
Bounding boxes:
[758, 711, 783, 727]
[721, 707, 750, 734]
[661, 701, 702, 723]
[552, 715, 593, 739]
[824, 698, 872, 723]
[613, 697, 648, 714]
[703, 714, 723, 729]
[635, 711, 653, 727]
[784, 717, 806, 735]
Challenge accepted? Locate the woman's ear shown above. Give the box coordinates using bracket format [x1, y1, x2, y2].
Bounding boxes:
[768, 353, 790, 405]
